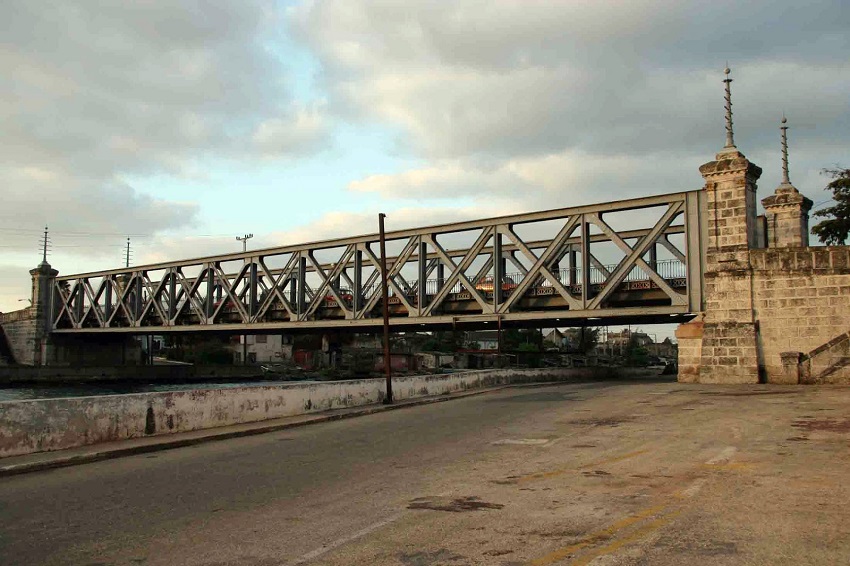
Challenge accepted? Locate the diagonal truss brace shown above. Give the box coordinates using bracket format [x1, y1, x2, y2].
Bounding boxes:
[499, 217, 582, 313]
[587, 204, 687, 309]
[422, 230, 495, 316]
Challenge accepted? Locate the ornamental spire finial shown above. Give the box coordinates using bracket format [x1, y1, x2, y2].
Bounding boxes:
[780, 114, 790, 185]
[723, 65, 736, 150]
[40, 226, 49, 265]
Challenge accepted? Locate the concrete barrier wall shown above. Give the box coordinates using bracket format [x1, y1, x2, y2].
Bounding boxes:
[0, 363, 270, 383]
[0, 367, 637, 458]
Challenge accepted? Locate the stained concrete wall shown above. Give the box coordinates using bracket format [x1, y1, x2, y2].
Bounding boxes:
[0, 367, 645, 458]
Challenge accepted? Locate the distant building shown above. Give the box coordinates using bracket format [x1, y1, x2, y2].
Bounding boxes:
[647, 337, 678, 360]
[595, 328, 656, 358]
[465, 330, 500, 351]
[543, 329, 567, 349]
[233, 334, 294, 364]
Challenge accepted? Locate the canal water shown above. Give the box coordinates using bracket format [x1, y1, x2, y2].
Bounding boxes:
[0, 379, 318, 402]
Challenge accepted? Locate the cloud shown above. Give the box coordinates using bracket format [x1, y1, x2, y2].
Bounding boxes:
[252, 102, 332, 157]
[346, 150, 709, 212]
[0, 265, 34, 313]
[349, 161, 536, 199]
[292, 0, 850, 210]
[1, 0, 333, 255]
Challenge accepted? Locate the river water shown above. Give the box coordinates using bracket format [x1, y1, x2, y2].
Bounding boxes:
[0, 379, 318, 402]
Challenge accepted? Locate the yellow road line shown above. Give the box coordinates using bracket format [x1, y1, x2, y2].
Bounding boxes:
[516, 449, 650, 485]
[569, 511, 680, 566]
[701, 461, 756, 472]
[580, 449, 651, 470]
[529, 504, 667, 566]
[527, 447, 753, 564]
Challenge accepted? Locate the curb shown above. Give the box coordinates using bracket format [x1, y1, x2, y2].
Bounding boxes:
[0, 383, 523, 478]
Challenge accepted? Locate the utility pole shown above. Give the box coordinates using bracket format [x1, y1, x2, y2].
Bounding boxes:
[236, 233, 254, 252]
[236, 234, 253, 367]
[378, 213, 393, 404]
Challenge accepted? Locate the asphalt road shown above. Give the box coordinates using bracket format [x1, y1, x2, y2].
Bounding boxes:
[1, 379, 849, 565]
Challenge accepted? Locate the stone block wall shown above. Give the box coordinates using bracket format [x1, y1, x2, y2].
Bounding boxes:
[675, 321, 702, 383]
[0, 309, 40, 366]
[700, 153, 761, 251]
[751, 247, 850, 383]
[679, 246, 850, 384]
[699, 321, 761, 383]
[698, 253, 761, 384]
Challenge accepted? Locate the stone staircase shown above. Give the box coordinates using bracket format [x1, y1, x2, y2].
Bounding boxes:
[799, 331, 850, 384]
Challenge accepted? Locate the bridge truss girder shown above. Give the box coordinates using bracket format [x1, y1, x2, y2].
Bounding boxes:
[51, 191, 706, 334]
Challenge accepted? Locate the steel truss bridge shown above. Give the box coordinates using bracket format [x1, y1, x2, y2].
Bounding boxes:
[51, 191, 706, 334]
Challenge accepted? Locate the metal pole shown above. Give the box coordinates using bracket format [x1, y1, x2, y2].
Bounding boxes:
[379, 213, 393, 404]
[236, 233, 254, 252]
[497, 315, 503, 368]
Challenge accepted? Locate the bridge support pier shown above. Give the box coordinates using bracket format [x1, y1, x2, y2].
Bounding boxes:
[679, 147, 764, 383]
[677, 136, 850, 384]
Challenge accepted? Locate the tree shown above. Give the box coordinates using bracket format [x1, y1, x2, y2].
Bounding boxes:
[502, 328, 543, 351]
[812, 167, 850, 246]
[562, 327, 600, 354]
[421, 331, 464, 353]
[624, 334, 649, 367]
[577, 327, 600, 354]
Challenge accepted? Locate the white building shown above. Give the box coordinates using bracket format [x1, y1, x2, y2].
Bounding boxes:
[234, 334, 294, 364]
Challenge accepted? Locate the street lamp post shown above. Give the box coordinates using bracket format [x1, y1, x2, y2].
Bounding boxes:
[236, 233, 254, 366]
[236, 233, 254, 252]
[378, 213, 393, 404]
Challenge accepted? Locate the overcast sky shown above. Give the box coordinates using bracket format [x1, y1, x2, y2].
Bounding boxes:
[1, 0, 848, 315]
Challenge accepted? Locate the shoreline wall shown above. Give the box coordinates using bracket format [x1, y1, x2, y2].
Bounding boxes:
[0, 367, 654, 458]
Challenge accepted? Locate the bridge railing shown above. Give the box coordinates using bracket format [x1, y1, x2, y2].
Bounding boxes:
[50, 190, 705, 333]
[424, 258, 687, 296]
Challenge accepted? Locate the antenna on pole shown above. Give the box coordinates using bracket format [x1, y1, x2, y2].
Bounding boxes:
[722, 65, 736, 151]
[236, 233, 254, 253]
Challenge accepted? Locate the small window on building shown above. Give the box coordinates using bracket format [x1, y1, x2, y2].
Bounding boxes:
[256, 335, 268, 344]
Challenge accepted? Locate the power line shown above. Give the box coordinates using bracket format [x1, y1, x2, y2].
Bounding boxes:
[0, 227, 251, 239]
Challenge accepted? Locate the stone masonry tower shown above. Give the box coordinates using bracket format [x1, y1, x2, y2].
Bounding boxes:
[29, 259, 59, 365]
[682, 68, 764, 384]
[0, 228, 59, 366]
[761, 117, 813, 247]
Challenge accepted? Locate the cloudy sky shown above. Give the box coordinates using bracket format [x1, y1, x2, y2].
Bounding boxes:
[1, 0, 848, 314]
